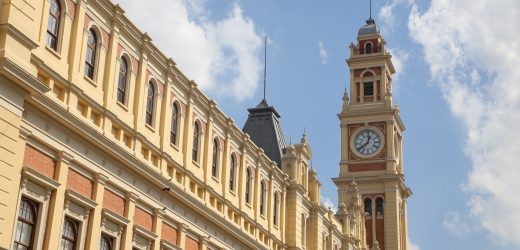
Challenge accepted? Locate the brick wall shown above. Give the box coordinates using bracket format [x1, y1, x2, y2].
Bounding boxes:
[134, 207, 153, 231]
[161, 223, 178, 245]
[185, 236, 199, 250]
[23, 145, 56, 179]
[103, 189, 125, 215]
[66, 169, 93, 199]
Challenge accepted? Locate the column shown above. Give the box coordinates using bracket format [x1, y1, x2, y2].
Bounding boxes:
[84, 173, 109, 249]
[43, 151, 73, 249]
[121, 192, 138, 250]
[152, 208, 165, 250]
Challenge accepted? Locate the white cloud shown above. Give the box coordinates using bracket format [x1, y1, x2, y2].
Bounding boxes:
[114, 0, 262, 101]
[321, 196, 338, 213]
[443, 211, 471, 238]
[408, 239, 420, 250]
[318, 41, 328, 64]
[409, 0, 520, 246]
[378, 0, 413, 30]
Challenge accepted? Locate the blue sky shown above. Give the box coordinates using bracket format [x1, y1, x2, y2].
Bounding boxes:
[116, 0, 520, 249]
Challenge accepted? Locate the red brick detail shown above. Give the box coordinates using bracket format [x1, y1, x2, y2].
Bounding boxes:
[84, 15, 91, 28]
[131, 57, 139, 73]
[349, 163, 386, 172]
[103, 189, 125, 216]
[67, 0, 76, 18]
[23, 145, 56, 179]
[159, 84, 164, 99]
[376, 218, 385, 250]
[365, 218, 373, 247]
[101, 30, 110, 48]
[170, 92, 175, 106]
[161, 223, 178, 245]
[117, 44, 124, 57]
[134, 207, 153, 231]
[354, 67, 382, 77]
[66, 169, 93, 199]
[359, 39, 379, 54]
[185, 236, 199, 250]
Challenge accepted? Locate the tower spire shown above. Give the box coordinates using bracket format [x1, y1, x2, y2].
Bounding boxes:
[263, 36, 267, 101]
[369, 0, 372, 19]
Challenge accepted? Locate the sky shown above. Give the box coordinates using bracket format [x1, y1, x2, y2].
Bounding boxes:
[114, 0, 520, 249]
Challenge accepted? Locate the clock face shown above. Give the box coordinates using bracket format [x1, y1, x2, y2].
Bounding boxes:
[354, 129, 382, 156]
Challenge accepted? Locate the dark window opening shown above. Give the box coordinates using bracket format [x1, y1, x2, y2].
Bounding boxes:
[364, 82, 374, 96]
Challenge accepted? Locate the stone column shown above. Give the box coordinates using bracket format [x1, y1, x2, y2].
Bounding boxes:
[84, 173, 109, 249]
[121, 192, 138, 250]
[43, 151, 73, 249]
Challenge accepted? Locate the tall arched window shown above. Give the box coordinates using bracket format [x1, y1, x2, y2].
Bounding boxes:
[376, 197, 384, 215]
[364, 198, 372, 216]
[245, 168, 252, 204]
[211, 138, 219, 177]
[365, 42, 373, 53]
[117, 57, 128, 104]
[273, 192, 279, 226]
[260, 180, 266, 215]
[170, 104, 179, 145]
[229, 154, 236, 191]
[192, 122, 200, 162]
[85, 29, 97, 79]
[46, 0, 61, 50]
[13, 198, 38, 249]
[145, 82, 155, 126]
[60, 218, 78, 250]
[99, 234, 113, 250]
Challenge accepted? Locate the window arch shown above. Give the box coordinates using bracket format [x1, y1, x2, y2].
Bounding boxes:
[46, 0, 61, 50]
[117, 57, 129, 104]
[211, 138, 219, 178]
[273, 192, 279, 226]
[364, 198, 372, 216]
[376, 197, 384, 215]
[365, 42, 373, 54]
[170, 103, 179, 145]
[229, 154, 236, 191]
[13, 198, 38, 249]
[260, 180, 266, 215]
[192, 122, 200, 162]
[61, 218, 78, 250]
[145, 81, 155, 126]
[245, 167, 252, 204]
[99, 234, 113, 250]
[85, 28, 98, 79]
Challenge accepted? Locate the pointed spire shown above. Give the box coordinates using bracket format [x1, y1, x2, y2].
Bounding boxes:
[301, 127, 308, 143]
[367, 0, 375, 24]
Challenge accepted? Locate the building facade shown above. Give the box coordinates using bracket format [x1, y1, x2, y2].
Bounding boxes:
[0, 0, 385, 250]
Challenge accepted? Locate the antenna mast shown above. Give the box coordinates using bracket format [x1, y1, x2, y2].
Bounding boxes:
[369, 0, 372, 19]
[263, 36, 267, 100]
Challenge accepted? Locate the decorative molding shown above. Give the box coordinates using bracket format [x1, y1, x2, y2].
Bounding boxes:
[21, 166, 60, 191]
[65, 189, 97, 210]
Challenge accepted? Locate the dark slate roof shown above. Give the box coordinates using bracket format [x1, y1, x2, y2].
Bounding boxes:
[242, 99, 286, 168]
[358, 18, 380, 36]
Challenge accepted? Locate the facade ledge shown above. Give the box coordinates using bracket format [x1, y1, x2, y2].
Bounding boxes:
[0, 58, 50, 95]
[102, 208, 130, 226]
[160, 239, 181, 250]
[0, 23, 39, 49]
[134, 225, 158, 241]
[65, 189, 98, 210]
[21, 166, 61, 191]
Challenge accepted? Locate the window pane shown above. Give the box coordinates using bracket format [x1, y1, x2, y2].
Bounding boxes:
[364, 82, 374, 96]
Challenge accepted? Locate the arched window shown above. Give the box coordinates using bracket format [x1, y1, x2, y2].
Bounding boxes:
[211, 138, 219, 177]
[170, 104, 179, 145]
[376, 197, 384, 215]
[46, 0, 61, 50]
[229, 154, 236, 191]
[117, 57, 129, 104]
[60, 218, 78, 250]
[260, 180, 266, 215]
[85, 28, 97, 79]
[99, 234, 113, 250]
[365, 42, 373, 53]
[145, 82, 155, 126]
[273, 192, 279, 226]
[245, 168, 252, 204]
[192, 122, 200, 162]
[13, 198, 38, 249]
[364, 198, 372, 216]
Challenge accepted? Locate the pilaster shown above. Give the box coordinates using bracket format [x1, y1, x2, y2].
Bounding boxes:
[121, 191, 139, 250]
[84, 172, 109, 249]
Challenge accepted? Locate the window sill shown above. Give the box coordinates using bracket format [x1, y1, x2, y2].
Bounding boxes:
[211, 176, 220, 183]
[170, 142, 180, 151]
[116, 101, 128, 111]
[84, 75, 97, 87]
[192, 160, 200, 168]
[145, 123, 155, 132]
[45, 46, 62, 59]
[245, 202, 252, 209]
[229, 190, 236, 196]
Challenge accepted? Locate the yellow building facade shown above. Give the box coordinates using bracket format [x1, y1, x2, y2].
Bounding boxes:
[0, 0, 408, 249]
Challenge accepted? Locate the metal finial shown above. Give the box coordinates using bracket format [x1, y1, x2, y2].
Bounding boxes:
[263, 36, 267, 101]
[369, 0, 372, 19]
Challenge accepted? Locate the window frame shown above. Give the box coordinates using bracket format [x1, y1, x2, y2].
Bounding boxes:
[229, 154, 236, 192]
[364, 81, 374, 96]
[145, 81, 156, 126]
[170, 103, 179, 146]
[376, 197, 384, 216]
[13, 197, 39, 250]
[60, 217, 79, 250]
[192, 122, 200, 162]
[245, 167, 252, 204]
[99, 234, 114, 250]
[84, 28, 98, 80]
[260, 180, 266, 216]
[211, 138, 219, 178]
[364, 41, 373, 54]
[117, 56, 129, 105]
[364, 198, 373, 216]
[46, 0, 62, 51]
[273, 192, 279, 226]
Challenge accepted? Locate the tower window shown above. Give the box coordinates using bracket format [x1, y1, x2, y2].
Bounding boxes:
[365, 42, 373, 53]
[376, 198, 384, 215]
[364, 82, 374, 96]
[364, 198, 372, 216]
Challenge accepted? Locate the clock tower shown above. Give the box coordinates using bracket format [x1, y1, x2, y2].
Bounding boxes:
[334, 17, 412, 250]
